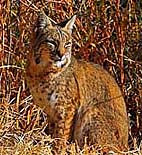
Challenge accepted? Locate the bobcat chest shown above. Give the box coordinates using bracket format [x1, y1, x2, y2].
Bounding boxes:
[37, 80, 59, 107]
[49, 90, 58, 106]
[36, 75, 76, 110]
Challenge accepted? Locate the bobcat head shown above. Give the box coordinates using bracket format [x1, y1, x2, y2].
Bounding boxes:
[31, 12, 76, 73]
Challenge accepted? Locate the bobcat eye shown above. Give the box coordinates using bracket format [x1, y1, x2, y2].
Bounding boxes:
[64, 42, 72, 48]
[47, 42, 55, 51]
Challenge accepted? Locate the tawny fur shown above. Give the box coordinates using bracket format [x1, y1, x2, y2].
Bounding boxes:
[25, 12, 128, 152]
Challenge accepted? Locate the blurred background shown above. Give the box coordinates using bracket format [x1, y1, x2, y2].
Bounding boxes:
[0, 0, 142, 154]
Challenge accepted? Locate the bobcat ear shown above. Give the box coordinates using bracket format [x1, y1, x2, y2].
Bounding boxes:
[64, 15, 76, 33]
[37, 11, 56, 30]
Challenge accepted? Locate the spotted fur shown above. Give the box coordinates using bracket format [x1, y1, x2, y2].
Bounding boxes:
[26, 12, 128, 153]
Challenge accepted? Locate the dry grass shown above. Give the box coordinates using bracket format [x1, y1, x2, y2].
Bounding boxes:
[0, 0, 142, 154]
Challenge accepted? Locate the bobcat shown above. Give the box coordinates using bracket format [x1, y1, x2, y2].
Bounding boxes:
[26, 12, 128, 152]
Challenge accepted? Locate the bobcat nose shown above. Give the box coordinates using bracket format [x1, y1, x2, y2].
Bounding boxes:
[57, 49, 65, 58]
[56, 50, 62, 58]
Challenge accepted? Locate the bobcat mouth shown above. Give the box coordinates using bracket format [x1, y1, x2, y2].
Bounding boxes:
[54, 54, 71, 68]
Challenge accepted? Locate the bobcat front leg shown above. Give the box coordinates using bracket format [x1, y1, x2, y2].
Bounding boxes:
[48, 102, 76, 153]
